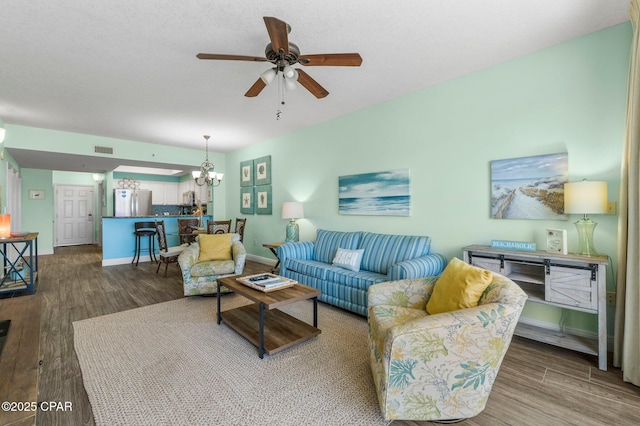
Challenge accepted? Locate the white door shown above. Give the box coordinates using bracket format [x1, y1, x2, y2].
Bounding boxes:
[55, 185, 94, 246]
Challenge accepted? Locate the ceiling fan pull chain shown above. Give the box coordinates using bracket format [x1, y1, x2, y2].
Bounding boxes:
[276, 70, 285, 120]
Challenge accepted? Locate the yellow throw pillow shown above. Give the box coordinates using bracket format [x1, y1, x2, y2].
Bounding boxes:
[426, 257, 493, 315]
[198, 234, 233, 262]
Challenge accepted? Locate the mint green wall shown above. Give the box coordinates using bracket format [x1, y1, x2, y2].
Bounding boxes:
[226, 23, 631, 335]
[21, 168, 54, 253]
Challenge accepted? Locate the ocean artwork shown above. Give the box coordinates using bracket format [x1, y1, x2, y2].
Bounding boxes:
[339, 169, 410, 216]
[491, 152, 568, 220]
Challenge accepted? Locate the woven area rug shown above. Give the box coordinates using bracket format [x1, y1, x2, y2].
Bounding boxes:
[73, 296, 389, 426]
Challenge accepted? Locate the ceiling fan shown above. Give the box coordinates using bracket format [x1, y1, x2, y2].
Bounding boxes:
[197, 16, 362, 99]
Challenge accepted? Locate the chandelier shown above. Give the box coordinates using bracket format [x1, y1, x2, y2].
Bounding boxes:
[192, 135, 223, 187]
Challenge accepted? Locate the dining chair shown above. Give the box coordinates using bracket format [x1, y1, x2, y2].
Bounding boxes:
[207, 220, 231, 234]
[177, 218, 199, 244]
[234, 218, 246, 243]
[154, 220, 188, 276]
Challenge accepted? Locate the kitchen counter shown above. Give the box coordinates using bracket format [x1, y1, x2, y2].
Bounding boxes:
[102, 214, 198, 218]
[102, 215, 212, 266]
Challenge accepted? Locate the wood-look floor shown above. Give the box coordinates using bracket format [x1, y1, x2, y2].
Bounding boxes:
[0, 245, 639, 426]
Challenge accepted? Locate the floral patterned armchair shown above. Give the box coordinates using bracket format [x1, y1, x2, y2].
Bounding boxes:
[177, 233, 246, 296]
[368, 273, 527, 422]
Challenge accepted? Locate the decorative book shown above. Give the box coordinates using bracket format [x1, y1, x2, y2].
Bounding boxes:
[236, 273, 297, 292]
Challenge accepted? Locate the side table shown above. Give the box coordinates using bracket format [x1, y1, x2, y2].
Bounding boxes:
[262, 242, 285, 273]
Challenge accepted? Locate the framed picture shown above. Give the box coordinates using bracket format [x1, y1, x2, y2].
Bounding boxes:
[240, 187, 254, 214]
[240, 159, 254, 187]
[254, 155, 271, 186]
[490, 152, 568, 220]
[255, 185, 272, 215]
[338, 169, 410, 216]
[546, 228, 568, 255]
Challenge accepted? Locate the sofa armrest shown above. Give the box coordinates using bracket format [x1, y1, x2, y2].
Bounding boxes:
[277, 241, 315, 276]
[177, 243, 200, 280]
[387, 253, 447, 281]
[231, 241, 247, 275]
[368, 277, 438, 310]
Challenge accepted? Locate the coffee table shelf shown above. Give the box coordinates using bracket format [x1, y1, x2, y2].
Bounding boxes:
[222, 303, 321, 355]
[217, 275, 321, 358]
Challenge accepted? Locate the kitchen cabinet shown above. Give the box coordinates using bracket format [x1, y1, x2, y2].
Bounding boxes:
[140, 181, 179, 205]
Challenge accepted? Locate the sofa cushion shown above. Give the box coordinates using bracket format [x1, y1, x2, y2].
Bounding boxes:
[325, 267, 388, 290]
[198, 234, 233, 262]
[332, 248, 365, 272]
[359, 233, 431, 275]
[426, 257, 493, 315]
[284, 259, 331, 280]
[312, 230, 362, 264]
[190, 259, 236, 277]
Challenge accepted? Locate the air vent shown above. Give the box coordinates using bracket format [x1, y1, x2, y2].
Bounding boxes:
[94, 145, 114, 155]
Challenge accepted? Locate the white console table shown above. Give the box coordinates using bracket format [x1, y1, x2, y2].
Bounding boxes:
[462, 245, 608, 371]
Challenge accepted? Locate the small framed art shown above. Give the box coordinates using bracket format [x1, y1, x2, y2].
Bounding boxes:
[240, 187, 254, 214]
[546, 228, 567, 255]
[240, 159, 254, 187]
[254, 155, 271, 186]
[255, 185, 272, 215]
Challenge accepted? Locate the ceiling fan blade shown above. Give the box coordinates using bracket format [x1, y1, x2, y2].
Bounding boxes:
[244, 78, 267, 97]
[197, 53, 268, 62]
[263, 17, 289, 56]
[298, 53, 363, 66]
[295, 69, 329, 99]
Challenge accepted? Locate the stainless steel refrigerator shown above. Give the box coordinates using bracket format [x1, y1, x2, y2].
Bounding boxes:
[113, 189, 153, 217]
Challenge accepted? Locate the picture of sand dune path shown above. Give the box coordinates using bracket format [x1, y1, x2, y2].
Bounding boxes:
[503, 189, 557, 219]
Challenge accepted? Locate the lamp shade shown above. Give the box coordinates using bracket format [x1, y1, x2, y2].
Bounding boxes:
[282, 202, 304, 220]
[564, 181, 608, 214]
[260, 68, 277, 85]
[0, 214, 10, 238]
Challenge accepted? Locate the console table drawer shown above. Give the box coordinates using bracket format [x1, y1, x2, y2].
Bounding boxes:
[546, 266, 596, 310]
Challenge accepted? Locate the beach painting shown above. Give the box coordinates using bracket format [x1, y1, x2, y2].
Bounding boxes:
[339, 169, 410, 216]
[491, 152, 568, 220]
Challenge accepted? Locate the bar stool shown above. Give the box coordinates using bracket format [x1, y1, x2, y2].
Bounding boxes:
[132, 221, 157, 266]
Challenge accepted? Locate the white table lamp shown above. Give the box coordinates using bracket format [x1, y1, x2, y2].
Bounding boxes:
[282, 202, 304, 242]
[564, 180, 608, 256]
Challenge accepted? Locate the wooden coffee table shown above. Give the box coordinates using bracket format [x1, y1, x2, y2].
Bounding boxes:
[216, 275, 321, 358]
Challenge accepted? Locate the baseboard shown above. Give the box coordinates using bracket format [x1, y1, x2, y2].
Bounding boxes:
[246, 253, 276, 266]
[102, 255, 156, 266]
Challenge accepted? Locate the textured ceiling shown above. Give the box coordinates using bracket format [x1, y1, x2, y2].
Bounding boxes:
[0, 0, 631, 158]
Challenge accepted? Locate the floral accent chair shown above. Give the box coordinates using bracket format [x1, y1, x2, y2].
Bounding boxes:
[368, 273, 527, 422]
[177, 233, 246, 296]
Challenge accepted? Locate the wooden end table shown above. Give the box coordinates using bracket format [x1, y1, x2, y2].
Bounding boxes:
[216, 275, 321, 358]
[262, 241, 285, 273]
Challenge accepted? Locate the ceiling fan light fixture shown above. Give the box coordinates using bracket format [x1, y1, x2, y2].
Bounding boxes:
[260, 68, 277, 85]
[282, 65, 296, 79]
[284, 77, 297, 92]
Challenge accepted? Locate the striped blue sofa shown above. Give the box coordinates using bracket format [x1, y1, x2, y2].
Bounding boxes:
[277, 229, 447, 316]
